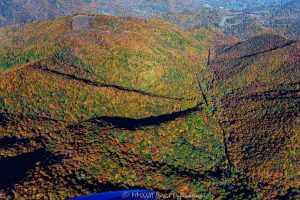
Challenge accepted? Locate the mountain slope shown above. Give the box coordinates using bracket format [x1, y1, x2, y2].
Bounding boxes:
[0, 14, 213, 119]
[208, 35, 300, 198]
[0, 15, 216, 120]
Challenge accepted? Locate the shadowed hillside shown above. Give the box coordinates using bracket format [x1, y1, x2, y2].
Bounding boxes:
[208, 35, 300, 199]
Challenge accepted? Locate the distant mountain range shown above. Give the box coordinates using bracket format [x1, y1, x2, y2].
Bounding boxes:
[0, 0, 296, 26]
[1, 0, 299, 39]
[270, 0, 300, 38]
[0, 0, 95, 26]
